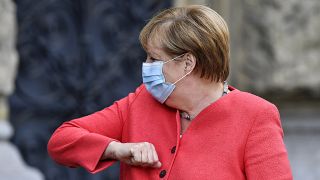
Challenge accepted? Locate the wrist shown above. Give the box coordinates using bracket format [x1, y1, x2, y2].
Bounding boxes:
[103, 141, 121, 160]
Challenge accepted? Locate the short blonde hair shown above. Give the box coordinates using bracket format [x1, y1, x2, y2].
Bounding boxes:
[139, 5, 230, 82]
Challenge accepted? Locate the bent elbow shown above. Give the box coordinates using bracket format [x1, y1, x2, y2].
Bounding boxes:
[47, 130, 62, 163]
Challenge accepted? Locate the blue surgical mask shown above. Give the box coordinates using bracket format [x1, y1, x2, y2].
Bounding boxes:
[142, 54, 191, 103]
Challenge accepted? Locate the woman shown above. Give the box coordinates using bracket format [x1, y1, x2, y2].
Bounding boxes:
[48, 5, 293, 179]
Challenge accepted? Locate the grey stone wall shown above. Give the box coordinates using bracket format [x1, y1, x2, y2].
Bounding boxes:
[0, 1, 43, 179]
[0, 0, 18, 96]
[230, 0, 320, 95]
[0, 0, 18, 124]
[0, 0, 18, 137]
[175, 0, 320, 97]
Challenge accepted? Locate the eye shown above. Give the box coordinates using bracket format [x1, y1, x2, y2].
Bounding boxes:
[150, 56, 156, 61]
[146, 56, 157, 63]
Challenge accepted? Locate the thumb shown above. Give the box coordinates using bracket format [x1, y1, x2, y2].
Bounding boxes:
[153, 161, 162, 168]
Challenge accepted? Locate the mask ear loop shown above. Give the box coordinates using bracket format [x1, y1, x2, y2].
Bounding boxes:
[163, 53, 186, 64]
[163, 53, 189, 85]
[173, 70, 192, 85]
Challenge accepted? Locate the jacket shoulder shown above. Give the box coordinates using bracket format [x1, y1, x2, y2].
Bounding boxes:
[232, 90, 278, 113]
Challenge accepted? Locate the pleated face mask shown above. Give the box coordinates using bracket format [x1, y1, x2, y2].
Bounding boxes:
[142, 54, 190, 103]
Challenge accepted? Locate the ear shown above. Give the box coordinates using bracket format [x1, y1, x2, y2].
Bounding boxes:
[184, 53, 196, 73]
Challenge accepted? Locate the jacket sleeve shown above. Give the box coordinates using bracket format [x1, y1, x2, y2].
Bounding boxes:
[47, 86, 144, 173]
[244, 104, 293, 180]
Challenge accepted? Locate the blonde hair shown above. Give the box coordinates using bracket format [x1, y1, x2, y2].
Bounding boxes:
[139, 5, 230, 82]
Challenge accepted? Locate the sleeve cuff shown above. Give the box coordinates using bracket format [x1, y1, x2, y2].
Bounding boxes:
[74, 133, 119, 173]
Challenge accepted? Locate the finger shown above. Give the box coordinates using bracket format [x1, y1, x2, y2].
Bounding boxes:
[131, 146, 141, 164]
[150, 144, 162, 168]
[129, 147, 137, 164]
[137, 146, 143, 163]
[141, 143, 148, 164]
[151, 144, 159, 162]
[147, 143, 154, 164]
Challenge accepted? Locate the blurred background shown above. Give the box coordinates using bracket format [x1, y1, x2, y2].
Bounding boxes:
[0, 0, 319, 179]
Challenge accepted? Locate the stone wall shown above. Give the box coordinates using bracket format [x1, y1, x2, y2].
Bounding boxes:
[0, 0, 18, 138]
[232, 0, 320, 97]
[0, 0, 18, 116]
[175, 0, 320, 100]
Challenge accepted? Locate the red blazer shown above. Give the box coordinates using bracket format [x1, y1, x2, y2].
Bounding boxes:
[48, 85, 293, 179]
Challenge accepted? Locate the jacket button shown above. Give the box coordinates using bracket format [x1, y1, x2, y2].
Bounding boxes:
[171, 146, 176, 154]
[159, 170, 167, 178]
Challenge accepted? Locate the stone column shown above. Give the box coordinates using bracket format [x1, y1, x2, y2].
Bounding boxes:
[0, 0, 18, 143]
[0, 1, 43, 179]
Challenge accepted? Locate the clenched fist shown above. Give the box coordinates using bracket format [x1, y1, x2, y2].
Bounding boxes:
[102, 141, 162, 168]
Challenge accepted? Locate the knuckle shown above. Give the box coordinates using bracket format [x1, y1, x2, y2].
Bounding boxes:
[150, 144, 155, 149]
[147, 159, 153, 164]
[142, 142, 148, 148]
[132, 145, 138, 151]
[138, 144, 144, 149]
[141, 142, 148, 148]
[136, 144, 142, 148]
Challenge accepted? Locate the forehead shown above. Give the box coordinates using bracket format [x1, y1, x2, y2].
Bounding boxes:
[145, 39, 163, 56]
[141, 19, 173, 56]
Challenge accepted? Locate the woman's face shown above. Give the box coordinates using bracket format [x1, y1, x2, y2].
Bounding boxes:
[145, 43, 186, 85]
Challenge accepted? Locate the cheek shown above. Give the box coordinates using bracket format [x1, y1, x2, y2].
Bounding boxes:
[162, 68, 174, 82]
[163, 64, 184, 83]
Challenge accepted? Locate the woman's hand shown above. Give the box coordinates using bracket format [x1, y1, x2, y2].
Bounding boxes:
[102, 141, 162, 168]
